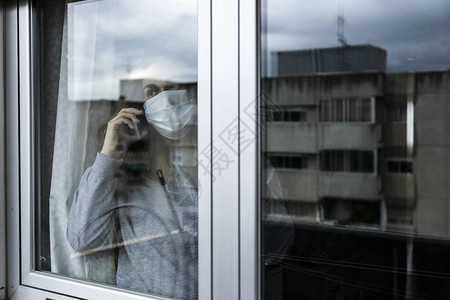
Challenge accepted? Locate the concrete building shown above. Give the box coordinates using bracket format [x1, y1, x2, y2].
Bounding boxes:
[263, 43, 450, 237]
[262, 72, 385, 228]
[262, 69, 450, 237]
[385, 71, 450, 237]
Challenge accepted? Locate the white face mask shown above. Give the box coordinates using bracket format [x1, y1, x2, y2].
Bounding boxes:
[143, 90, 196, 140]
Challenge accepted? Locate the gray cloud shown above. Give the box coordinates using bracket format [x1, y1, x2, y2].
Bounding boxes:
[68, 0, 197, 100]
[264, 0, 450, 73]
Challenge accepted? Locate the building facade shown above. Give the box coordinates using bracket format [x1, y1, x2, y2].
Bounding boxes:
[264, 54, 450, 237]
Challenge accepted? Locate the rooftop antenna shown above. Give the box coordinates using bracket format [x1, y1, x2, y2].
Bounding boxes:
[337, 6, 347, 47]
[126, 58, 131, 74]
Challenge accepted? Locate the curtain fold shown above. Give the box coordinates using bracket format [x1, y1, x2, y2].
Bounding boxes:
[48, 2, 116, 284]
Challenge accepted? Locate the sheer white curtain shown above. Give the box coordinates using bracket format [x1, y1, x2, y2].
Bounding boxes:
[49, 1, 116, 283]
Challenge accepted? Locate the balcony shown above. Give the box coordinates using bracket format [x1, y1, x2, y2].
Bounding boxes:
[266, 122, 317, 153]
[270, 170, 382, 202]
[266, 122, 382, 154]
[262, 72, 384, 106]
[274, 169, 319, 202]
[319, 172, 382, 200]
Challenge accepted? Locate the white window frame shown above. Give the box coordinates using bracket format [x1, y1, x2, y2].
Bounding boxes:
[5, 0, 260, 299]
[0, 1, 6, 299]
[5, 0, 21, 297]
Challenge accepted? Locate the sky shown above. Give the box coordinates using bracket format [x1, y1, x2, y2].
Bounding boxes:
[67, 0, 197, 100]
[66, 0, 450, 100]
[264, 0, 450, 75]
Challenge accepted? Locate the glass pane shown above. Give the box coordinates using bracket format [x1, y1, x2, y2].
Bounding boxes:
[36, 0, 198, 299]
[260, 0, 450, 299]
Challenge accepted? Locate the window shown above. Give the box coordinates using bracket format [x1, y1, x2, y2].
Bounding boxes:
[268, 155, 308, 169]
[320, 150, 375, 173]
[261, 0, 450, 299]
[37, 0, 199, 297]
[6, 0, 450, 299]
[21, 0, 206, 299]
[319, 97, 373, 123]
[36, 0, 198, 299]
[8, 0, 258, 298]
[386, 158, 413, 174]
[271, 110, 307, 122]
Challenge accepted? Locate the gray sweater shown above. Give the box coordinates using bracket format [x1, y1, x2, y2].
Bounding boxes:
[67, 153, 198, 299]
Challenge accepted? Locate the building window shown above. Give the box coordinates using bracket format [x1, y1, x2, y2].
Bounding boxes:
[271, 110, 307, 122]
[269, 155, 308, 169]
[321, 150, 374, 173]
[319, 97, 373, 123]
[386, 158, 413, 173]
[34, 0, 199, 298]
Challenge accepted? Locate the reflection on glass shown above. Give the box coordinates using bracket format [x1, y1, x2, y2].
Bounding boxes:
[37, 0, 198, 298]
[261, 0, 450, 299]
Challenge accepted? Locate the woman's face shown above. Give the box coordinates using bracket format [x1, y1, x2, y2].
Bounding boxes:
[143, 84, 161, 99]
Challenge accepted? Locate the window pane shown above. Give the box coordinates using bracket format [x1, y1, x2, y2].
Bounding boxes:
[261, 0, 450, 299]
[360, 98, 372, 122]
[36, 1, 198, 299]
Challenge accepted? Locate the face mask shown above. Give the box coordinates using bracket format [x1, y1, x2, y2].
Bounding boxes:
[143, 90, 196, 140]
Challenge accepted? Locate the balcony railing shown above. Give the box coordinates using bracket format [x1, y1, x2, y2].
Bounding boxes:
[319, 172, 382, 200]
[271, 169, 382, 202]
[274, 169, 319, 202]
[319, 123, 382, 149]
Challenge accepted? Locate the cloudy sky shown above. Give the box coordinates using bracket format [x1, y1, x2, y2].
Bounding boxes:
[67, 0, 450, 100]
[68, 0, 197, 100]
[264, 0, 450, 75]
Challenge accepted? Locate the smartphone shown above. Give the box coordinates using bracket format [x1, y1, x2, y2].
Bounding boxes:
[124, 112, 147, 140]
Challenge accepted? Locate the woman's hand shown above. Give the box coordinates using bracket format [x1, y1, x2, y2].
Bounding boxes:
[100, 108, 143, 159]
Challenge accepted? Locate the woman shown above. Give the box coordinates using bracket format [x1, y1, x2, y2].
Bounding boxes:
[67, 90, 198, 299]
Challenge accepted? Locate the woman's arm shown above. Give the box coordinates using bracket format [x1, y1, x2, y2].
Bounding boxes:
[66, 152, 123, 252]
[66, 108, 143, 252]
